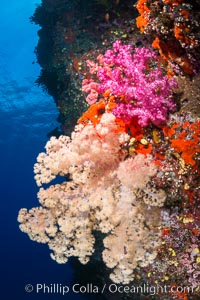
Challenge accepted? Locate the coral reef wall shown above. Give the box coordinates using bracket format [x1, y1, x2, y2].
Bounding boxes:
[18, 1, 200, 300]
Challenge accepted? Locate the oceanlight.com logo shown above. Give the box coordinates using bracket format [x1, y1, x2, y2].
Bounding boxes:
[25, 283, 195, 296]
[108, 283, 194, 296]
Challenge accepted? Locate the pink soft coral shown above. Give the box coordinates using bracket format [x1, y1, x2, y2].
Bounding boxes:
[83, 40, 177, 127]
[82, 79, 99, 104]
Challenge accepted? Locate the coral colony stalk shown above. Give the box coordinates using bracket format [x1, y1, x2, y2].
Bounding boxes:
[18, 41, 200, 298]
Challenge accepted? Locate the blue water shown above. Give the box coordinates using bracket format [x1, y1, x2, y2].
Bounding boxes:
[0, 1, 88, 299]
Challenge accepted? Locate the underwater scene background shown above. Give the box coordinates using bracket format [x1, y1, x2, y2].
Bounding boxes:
[1, 1, 200, 300]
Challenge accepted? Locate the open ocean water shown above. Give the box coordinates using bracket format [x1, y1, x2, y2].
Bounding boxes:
[0, 1, 89, 299]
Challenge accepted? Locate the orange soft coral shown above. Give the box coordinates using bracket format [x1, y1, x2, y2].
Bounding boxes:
[152, 37, 160, 50]
[135, 143, 153, 155]
[78, 100, 106, 126]
[136, 0, 150, 32]
[163, 123, 179, 137]
[78, 98, 127, 134]
[163, 120, 200, 167]
[136, 0, 150, 15]
[136, 15, 148, 32]
[171, 139, 198, 166]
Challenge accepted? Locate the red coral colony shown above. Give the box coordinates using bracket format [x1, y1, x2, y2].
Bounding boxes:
[18, 1, 200, 300]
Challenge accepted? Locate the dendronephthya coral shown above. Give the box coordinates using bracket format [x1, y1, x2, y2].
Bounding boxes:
[18, 112, 166, 284]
